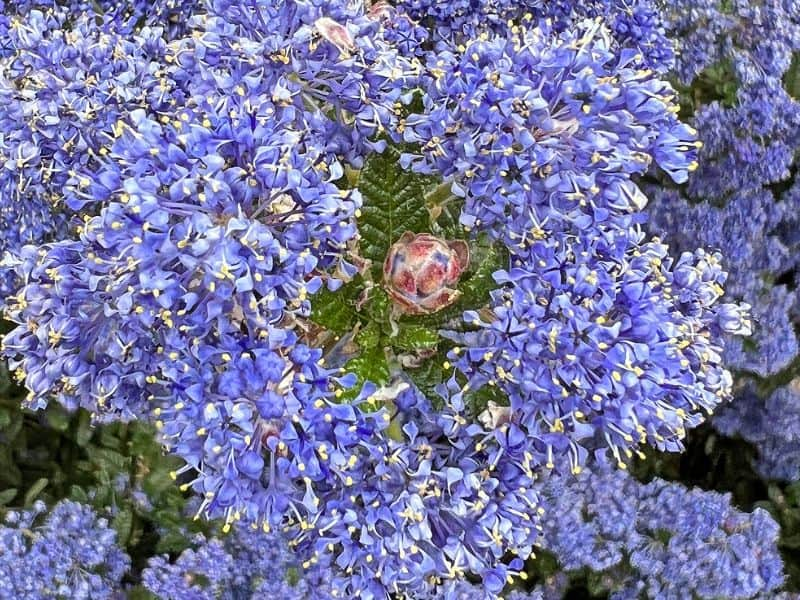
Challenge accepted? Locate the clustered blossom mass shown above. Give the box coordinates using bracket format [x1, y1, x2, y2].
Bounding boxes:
[0, 0, 779, 598]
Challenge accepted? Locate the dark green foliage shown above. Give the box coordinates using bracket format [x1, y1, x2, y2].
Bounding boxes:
[0, 354, 207, 587]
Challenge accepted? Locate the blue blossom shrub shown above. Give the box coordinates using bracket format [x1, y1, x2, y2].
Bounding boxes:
[0, 0, 797, 598]
[643, 0, 800, 502]
[539, 464, 785, 599]
[0, 499, 130, 599]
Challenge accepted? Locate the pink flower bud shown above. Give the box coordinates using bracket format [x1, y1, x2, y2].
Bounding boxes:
[315, 17, 355, 54]
[383, 232, 469, 315]
[367, 1, 394, 21]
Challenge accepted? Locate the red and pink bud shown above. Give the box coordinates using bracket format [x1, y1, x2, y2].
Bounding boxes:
[315, 17, 356, 54]
[383, 232, 469, 315]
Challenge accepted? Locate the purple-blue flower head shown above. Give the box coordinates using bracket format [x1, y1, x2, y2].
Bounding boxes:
[397, 18, 699, 250]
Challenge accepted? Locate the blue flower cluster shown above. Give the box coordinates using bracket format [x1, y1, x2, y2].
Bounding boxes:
[0, 0, 767, 597]
[400, 17, 698, 249]
[0, 500, 130, 599]
[0, 1, 183, 299]
[663, 0, 800, 85]
[143, 525, 333, 599]
[642, 0, 800, 485]
[447, 228, 749, 473]
[715, 381, 800, 482]
[647, 186, 799, 376]
[396, 0, 674, 70]
[286, 383, 542, 597]
[539, 464, 785, 598]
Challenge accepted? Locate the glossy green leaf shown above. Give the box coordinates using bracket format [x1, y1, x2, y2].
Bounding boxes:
[393, 325, 440, 352]
[0, 488, 18, 506]
[24, 477, 49, 507]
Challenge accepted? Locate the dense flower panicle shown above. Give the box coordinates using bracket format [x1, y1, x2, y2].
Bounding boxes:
[395, 0, 674, 70]
[663, 0, 800, 84]
[398, 18, 698, 250]
[0, 500, 130, 600]
[715, 381, 800, 482]
[183, 0, 420, 167]
[686, 84, 800, 202]
[447, 227, 749, 472]
[0, 0, 201, 38]
[143, 526, 332, 599]
[647, 186, 799, 376]
[644, 0, 800, 493]
[540, 465, 785, 599]
[276, 384, 542, 598]
[158, 347, 390, 531]
[0, 8, 173, 298]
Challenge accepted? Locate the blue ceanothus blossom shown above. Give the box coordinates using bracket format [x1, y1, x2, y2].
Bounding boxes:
[0, 0, 208, 297]
[0, 500, 130, 600]
[446, 227, 749, 474]
[143, 524, 335, 599]
[395, 0, 675, 71]
[715, 381, 800, 482]
[398, 17, 700, 250]
[662, 0, 800, 85]
[0, 7, 173, 299]
[0, 0, 758, 597]
[539, 464, 784, 599]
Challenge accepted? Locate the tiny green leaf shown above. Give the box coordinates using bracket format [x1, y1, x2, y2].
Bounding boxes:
[393, 325, 440, 352]
[310, 279, 362, 335]
[341, 346, 390, 401]
[112, 508, 134, 546]
[785, 52, 800, 100]
[355, 320, 382, 350]
[0, 488, 18, 506]
[23, 477, 49, 507]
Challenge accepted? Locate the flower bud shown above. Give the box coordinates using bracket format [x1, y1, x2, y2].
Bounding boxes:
[383, 232, 469, 315]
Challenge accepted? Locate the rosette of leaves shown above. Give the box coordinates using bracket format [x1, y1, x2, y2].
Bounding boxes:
[310, 144, 507, 412]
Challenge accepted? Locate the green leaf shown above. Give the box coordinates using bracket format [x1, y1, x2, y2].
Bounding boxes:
[406, 356, 445, 405]
[92, 447, 130, 473]
[781, 533, 800, 550]
[156, 530, 193, 554]
[463, 384, 507, 420]
[355, 320, 382, 350]
[786, 52, 800, 100]
[75, 410, 93, 447]
[45, 406, 71, 432]
[0, 407, 12, 429]
[310, 278, 362, 335]
[393, 325, 440, 352]
[364, 287, 391, 324]
[112, 508, 134, 546]
[127, 586, 159, 600]
[69, 485, 89, 504]
[23, 477, 48, 507]
[341, 346, 390, 401]
[0, 488, 18, 506]
[358, 146, 438, 276]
